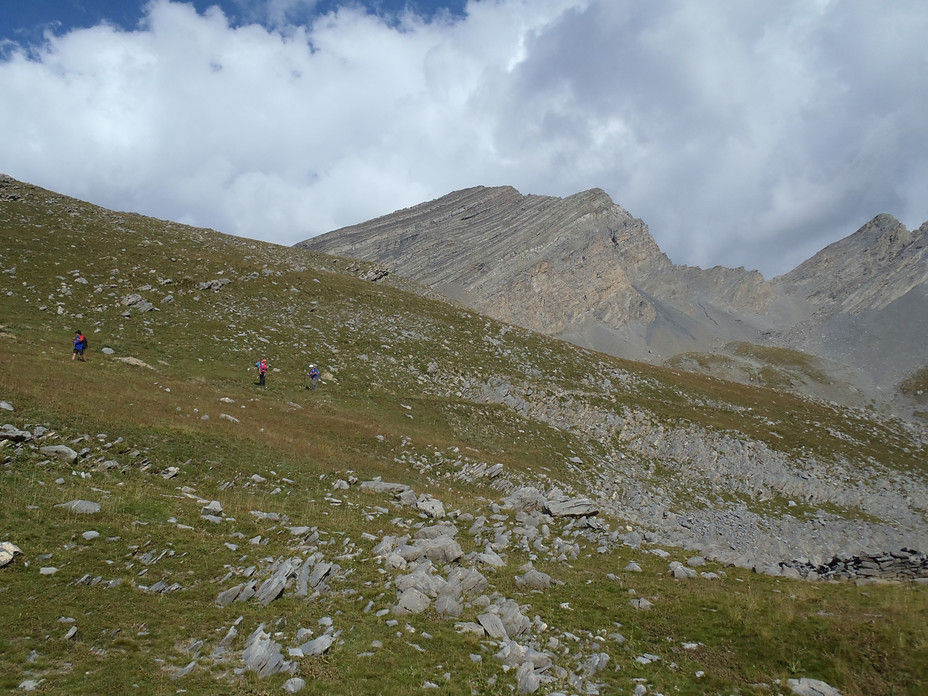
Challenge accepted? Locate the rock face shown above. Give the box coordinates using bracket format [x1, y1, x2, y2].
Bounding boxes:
[298, 187, 928, 412]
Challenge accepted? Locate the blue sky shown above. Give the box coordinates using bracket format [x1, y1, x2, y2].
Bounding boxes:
[1, 0, 927, 277]
[1, 1, 467, 43]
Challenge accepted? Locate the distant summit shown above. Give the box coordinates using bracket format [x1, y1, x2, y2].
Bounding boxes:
[298, 186, 928, 415]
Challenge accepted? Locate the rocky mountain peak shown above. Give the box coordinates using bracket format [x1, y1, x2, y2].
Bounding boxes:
[299, 187, 928, 412]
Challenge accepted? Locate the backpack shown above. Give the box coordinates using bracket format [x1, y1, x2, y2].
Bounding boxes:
[81, 336, 88, 349]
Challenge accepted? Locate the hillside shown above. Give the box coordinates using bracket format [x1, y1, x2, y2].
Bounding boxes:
[1, 175, 927, 695]
[298, 187, 928, 416]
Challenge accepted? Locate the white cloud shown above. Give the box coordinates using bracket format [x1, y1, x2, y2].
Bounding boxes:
[0, 0, 926, 276]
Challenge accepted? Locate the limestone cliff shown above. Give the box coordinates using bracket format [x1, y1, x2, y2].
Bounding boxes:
[298, 187, 928, 413]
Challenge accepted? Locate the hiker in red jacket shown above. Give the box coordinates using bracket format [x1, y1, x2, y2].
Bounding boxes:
[256, 358, 268, 387]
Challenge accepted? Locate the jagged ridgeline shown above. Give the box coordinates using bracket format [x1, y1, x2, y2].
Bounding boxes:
[299, 186, 928, 418]
[1, 174, 926, 695]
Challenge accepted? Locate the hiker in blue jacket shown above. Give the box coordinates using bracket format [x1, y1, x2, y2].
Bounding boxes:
[72, 330, 86, 361]
[307, 364, 320, 390]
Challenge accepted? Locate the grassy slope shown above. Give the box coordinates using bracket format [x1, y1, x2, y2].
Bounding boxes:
[1, 178, 926, 695]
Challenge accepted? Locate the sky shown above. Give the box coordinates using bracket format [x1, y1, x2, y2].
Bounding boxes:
[1, 0, 926, 278]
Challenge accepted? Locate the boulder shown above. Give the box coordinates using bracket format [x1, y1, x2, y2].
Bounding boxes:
[55, 500, 100, 514]
[393, 587, 431, 615]
[298, 634, 335, 656]
[40, 445, 78, 463]
[787, 678, 843, 696]
[477, 613, 507, 639]
[0, 541, 23, 567]
[516, 568, 553, 590]
[543, 497, 599, 518]
[416, 496, 446, 519]
[360, 480, 410, 495]
[0, 424, 31, 442]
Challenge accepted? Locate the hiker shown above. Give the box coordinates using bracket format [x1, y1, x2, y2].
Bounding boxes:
[307, 363, 320, 390]
[72, 330, 86, 361]
[256, 358, 268, 387]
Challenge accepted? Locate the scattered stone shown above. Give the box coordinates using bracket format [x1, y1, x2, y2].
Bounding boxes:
[55, 500, 101, 514]
[787, 678, 843, 696]
[393, 587, 431, 615]
[0, 541, 23, 567]
[543, 497, 599, 518]
[39, 445, 79, 463]
[360, 480, 410, 495]
[516, 568, 554, 590]
[0, 424, 32, 442]
[282, 677, 306, 693]
[299, 634, 335, 656]
[242, 625, 293, 678]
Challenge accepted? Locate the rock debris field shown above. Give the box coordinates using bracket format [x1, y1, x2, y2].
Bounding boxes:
[3, 400, 918, 695]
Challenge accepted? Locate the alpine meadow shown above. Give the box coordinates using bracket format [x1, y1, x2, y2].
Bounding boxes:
[1, 174, 927, 696]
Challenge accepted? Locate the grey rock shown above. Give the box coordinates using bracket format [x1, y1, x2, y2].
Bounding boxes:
[414, 523, 458, 540]
[216, 584, 244, 607]
[299, 634, 335, 656]
[0, 424, 32, 442]
[0, 401, 13, 411]
[282, 677, 306, 693]
[171, 660, 197, 680]
[416, 496, 446, 519]
[242, 626, 292, 677]
[422, 535, 463, 564]
[360, 480, 411, 495]
[504, 486, 547, 512]
[393, 587, 431, 615]
[0, 541, 23, 567]
[630, 598, 653, 610]
[40, 445, 79, 463]
[543, 497, 599, 518]
[787, 677, 843, 696]
[516, 661, 541, 694]
[434, 591, 463, 618]
[516, 568, 553, 590]
[55, 499, 100, 514]
[499, 600, 532, 638]
[477, 613, 508, 639]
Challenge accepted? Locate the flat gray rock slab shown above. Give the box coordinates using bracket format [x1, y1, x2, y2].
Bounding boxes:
[40, 445, 79, 463]
[360, 481, 410, 495]
[543, 497, 599, 518]
[787, 678, 843, 696]
[477, 613, 507, 639]
[298, 634, 335, 656]
[55, 500, 101, 514]
[0, 424, 31, 441]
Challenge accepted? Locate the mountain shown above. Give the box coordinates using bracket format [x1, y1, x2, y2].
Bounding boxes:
[2, 174, 927, 695]
[298, 186, 928, 415]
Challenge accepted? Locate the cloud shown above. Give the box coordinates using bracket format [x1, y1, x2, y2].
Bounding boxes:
[0, 0, 926, 276]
